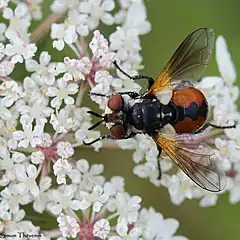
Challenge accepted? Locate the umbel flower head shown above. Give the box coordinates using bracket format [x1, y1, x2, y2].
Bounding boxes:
[0, 0, 239, 239]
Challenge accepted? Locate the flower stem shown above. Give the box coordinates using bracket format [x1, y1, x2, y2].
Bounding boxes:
[107, 212, 119, 221]
[30, 12, 65, 43]
[68, 43, 81, 57]
[76, 80, 87, 107]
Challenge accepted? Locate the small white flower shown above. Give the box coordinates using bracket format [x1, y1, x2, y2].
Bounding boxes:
[40, 133, 53, 147]
[78, 185, 109, 212]
[47, 185, 80, 215]
[125, 1, 151, 35]
[79, 0, 115, 30]
[69, 159, 104, 191]
[110, 26, 140, 62]
[75, 121, 102, 150]
[3, 3, 30, 39]
[25, 51, 57, 85]
[50, 108, 77, 133]
[163, 172, 197, 205]
[215, 138, 240, 163]
[0, 186, 31, 214]
[46, 78, 78, 109]
[104, 176, 125, 197]
[12, 123, 43, 148]
[57, 141, 74, 159]
[0, 0, 9, 9]
[53, 158, 72, 184]
[57, 213, 80, 238]
[111, 218, 141, 240]
[110, 193, 141, 224]
[50, 0, 78, 12]
[33, 176, 52, 213]
[0, 151, 26, 171]
[0, 81, 24, 107]
[63, 56, 92, 81]
[0, 100, 14, 121]
[51, 22, 78, 51]
[90, 70, 113, 109]
[22, 76, 47, 104]
[19, 99, 53, 125]
[15, 164, 40, 197]
[93, 219, 110, 239]
[31, 151, 45, 165]
[70, 106, 92, 129]
[137, 207, 188, 240]
[4, 37, 37, 64]
[0, 60, 14, 77]
[199, 192, 219, 208]
[26, 0, 43, 20]
[89, 30, 115, 66]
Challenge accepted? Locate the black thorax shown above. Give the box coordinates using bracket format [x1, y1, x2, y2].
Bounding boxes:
[128, 98, 177, 134]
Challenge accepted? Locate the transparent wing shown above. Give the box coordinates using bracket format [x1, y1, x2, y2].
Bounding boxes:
[148, 28, 214, 97]
[153, 132, 226, 192]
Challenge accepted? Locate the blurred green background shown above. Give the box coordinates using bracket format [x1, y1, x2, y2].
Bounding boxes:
[84, 1, 240, 240]
[12, 0, 240, 239]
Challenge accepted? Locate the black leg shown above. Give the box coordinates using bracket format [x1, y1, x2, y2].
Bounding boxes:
[193, 122, 236, 134]
[113, 61, 154, 89]
[83, 132, 136, 146]
[118, 91, 140, 98]
[83, 135, 116, 146]
[88, 92, 110, 97]
[157, 146, 162, 180]
[89, 91, 140, 99]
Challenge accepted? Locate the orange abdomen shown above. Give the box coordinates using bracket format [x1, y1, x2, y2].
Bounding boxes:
[171, 87, 208, 133]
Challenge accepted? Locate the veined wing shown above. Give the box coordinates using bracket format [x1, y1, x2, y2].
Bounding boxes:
[148, 28, 214, 99]
[153, 132, 226, 192]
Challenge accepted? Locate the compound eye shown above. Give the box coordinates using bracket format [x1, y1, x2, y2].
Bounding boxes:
[110, 124, 126, 139]
[108, 94, 123, 111]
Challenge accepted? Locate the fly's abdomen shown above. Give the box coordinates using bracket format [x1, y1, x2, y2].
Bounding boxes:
[171, 87, 208, 133]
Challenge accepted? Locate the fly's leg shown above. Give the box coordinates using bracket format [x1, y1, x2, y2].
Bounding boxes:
[193, 122, 236, 134]
[88, 92, 110, 97]
[83, 135, 116, 146]
[113, 60, 154, 89]
[157, 146, 162, 180]
[117, 91, 140, 99]
[83, 133, 136, 146]
[89, 91, 140, 99]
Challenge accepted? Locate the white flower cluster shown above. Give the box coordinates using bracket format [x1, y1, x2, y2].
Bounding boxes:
[0, 155, 188, 239]
[51, 161, 187, 240]
[0, 0, 189, 238]
[50, 0, 149, 109]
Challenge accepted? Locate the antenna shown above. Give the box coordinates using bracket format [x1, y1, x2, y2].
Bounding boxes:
[88, 120, 105, 130]
[87, 111, 105, 130]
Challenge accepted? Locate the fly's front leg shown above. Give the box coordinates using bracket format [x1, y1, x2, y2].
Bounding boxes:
[83, 135, 116, 146]
[84, 132, 136, 146]
[89, 91, 140, 99]
[88, 92, 110, 98]
[118, 91, 140, 99]
[113, 61, 154, 90]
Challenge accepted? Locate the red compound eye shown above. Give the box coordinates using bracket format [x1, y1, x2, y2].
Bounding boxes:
[110, 124, 126, 139]
[108, 94, 123, 111]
